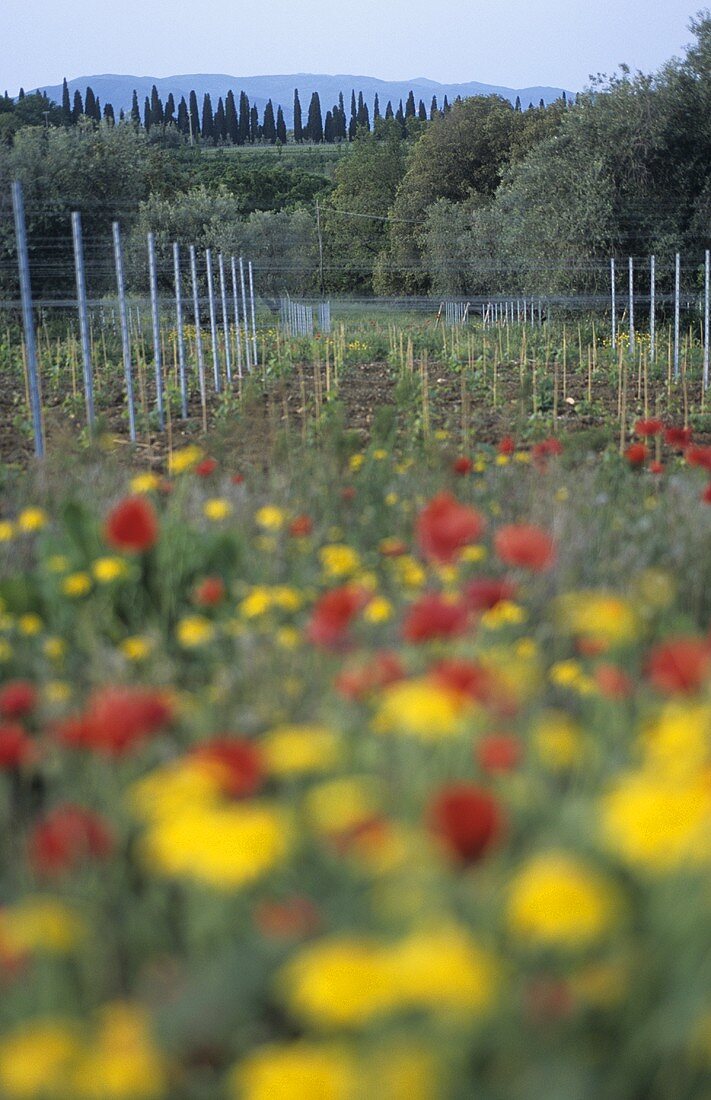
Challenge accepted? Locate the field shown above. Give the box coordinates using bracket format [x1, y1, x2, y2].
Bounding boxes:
[0, 310, 710, 1098]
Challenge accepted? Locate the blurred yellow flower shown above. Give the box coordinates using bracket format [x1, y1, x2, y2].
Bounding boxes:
[0, 521, 15, 541]
[263, 725, 341, 777]
[373, 679, 467, 740]
[458, 544, 487, 564]
[320, 544, 361, 578]
[203, 498, 232, 521]
[508, 852, 620, 948]
[348, 454, 365, 472]
[0, 898, 85, 956]
[555, 591, 639, 646]
[17, 508, 47, 533]
[230, 1042, 357, 1100]
[18, 615, 42, 636]
[121, 636, 153, 662]
[93, 557, 129, 583]
[306, 777, 381, 836]
[602, 772, 711, 871]
[43, 637, 66, 661]
[176, 615, 215, 648]
[363, 596, 393, 624]
[533, 710, 587, 771]
[549, 659, 596, 695]
[640, 702, 711, 778]
[0, 1019, 80, 1098]
[481, 600, 527, 630]
[168, 444, 203, 474]
[390, 555, 426, 589]
[256, 505, 285, 530]
[70, 1002, 167, 1099]
[130, 473, 161, 494]
[46, 555, 70, 573]
[61, 572, 92, 598]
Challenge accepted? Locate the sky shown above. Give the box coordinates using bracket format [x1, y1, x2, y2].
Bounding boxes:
[2, 0, 699, 96]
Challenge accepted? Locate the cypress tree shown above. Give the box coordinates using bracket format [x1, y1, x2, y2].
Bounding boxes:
[338, 92, 347, 139]
[405, 90, 416, 118]
[306, 92, 323, 143]
[249, 104, 259, 142]
[143, 96, 151, 130]
[225, 90, 238, 142]
[514, 95, 522, 111]
[276, 104, 287, 144]
[150, 84, 164, 125]
[430, 95, 438, 119]
[443, 94, 450, 113]
[131, 90, 140, 125]
[395, 99, 404, 124]
[18, 88, 25, 100]
[238, 92, 250, 143]
[177, 97, 189, 135]
[94, 96, 102, 122]
[119, 108, 125, 122]
[357, 90, 370, 130]
[164, 93, 175, 126]
[373, 93, 380, 120]
[201, 94, 214, 140]
[214, 97, 226, 141]
[262, 99, 276, 143]
[539, 97, 545, 108]
[293, 89, 303, 142]
[85, 86, 97, 120]
[61, 78, 71, 123]
[73, 89, 84, 121]
[103, 102, 115, 125]
[385, 100, 394, 120]
[418, 99, 427, 121]
[562, 90, 568, 106]
[189, 90, 201, 137]
[324, 109, 334, 143]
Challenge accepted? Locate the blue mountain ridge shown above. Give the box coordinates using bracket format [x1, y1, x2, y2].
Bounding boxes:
[31, 72, 572, 127]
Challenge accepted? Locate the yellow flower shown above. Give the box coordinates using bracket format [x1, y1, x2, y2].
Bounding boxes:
[508, 852, 620, 948]
[61, 572, 92, 598]
[385, 492, 398, 506]
[392, 926, 498, 1014]
[306, 777, 381, 836]
[121, 636, 153, 662]
[640, 702, 711, 778]
[168, 444, 203, 474]
[130, 473, 161, 494]
[458, 544, 487, 563]
[514, 451, 531, 463]
[256, 505, 285, 530]
[480, 600, 527, 629]
[230, 1042, 357, 1100]
[272, 586, 302, 611]
[363, 596, 393, 624]
[348, 454, 365, 472]
[139, 802, 290, 889]
[373, 448, 389, 460]
[533, 710, 587, 771]
[555, 591, 639, 647]
[203, 498, 232, 521]
[70, 1002, 167, 1099]
[390, 555, 426, 590]
[0, 1020, 80, 1098]
[495, 454, 510, 467]
[277, 627, 301, 649]
[434, 430, 449, 442]
[555, 487, 570, 502]
[373, 679, 467, 741]
[0, 521, 15, 541]
[0, 898, 85, 956]
[44, 681, 71, 704]
[93, 557, 129, 583]
[601, 772, 711, 871]
[549, 659, 596, 695]
[43, 637, 66, 661]
[17, 508, 47, 533]
[18, 614, 42, 636]
[630, 568, 676, 612]
[240, 587, 273, 618]
[176, 615, 215, 648]
[130, 759, 224, 823]
[263, 725, 341, 777]
[320, 544, 361, 579]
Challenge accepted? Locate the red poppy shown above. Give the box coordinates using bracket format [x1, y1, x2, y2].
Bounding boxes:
[416, 492, 485, 563]
[702, 483, 711, 504]
[427, 783, 504, 864]
[190, 738, 264, 798]
[341, 487, 356, 503]
[195, 457, 218, 477]
[594, 663, 634, 699]
[650, 462, 665, 476]
[624, 443, 648, 467]
[453, 456, 473, 475]
[193, 577, 226, 607]
[664, 426, 693, 450]
[0, 724, 35, 769]
[464, 578, 517, 611]
[685, 446, 711, 473]
[254, 895, 321, 939]
[634, 418, 663, 437]
[231, 473, 245, 485]
[0, 680, 36, 719]
[494, 524, 556, 572]
[55, 687, 172, 756]
[104, 497, 158, 553]
[401, 593, 469, 643]
[289, 514, 313, 537]
[532, 438, 563, 461]
[431, 659, 495, 704]
[477, 734, 522, 773]
[498, 436, 516, 455]
[29, 805, 114, 877]
[647, 637, 711, 695]
[307, 585, 367, 648]
[335, 651, 405, 701]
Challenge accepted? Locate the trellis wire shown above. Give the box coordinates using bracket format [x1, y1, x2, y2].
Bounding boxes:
[11, 181, 44, 458]
[111, 221, 137, 443]
[70, 210, 95, 430]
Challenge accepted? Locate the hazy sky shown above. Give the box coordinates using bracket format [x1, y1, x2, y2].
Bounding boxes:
[3, 0, 699, 96]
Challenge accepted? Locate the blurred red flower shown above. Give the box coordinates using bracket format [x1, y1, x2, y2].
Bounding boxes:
[193, 576, 226, 607]
[427, 783, 504, 864]
[0, 724, 35, 769]
[431, 659, 495, 704]
[686, 446, 711, 473]
[416, 492, 485, 563]
[647, 637, 711, 695]
[335, 651, 405, 701]
[665, 426, 693, 450]
[254, 895, 321, 939]
[634, 419, 663, 437]
[453, 456, 473, 475]
[650, 462, 665, 476]
[702, 483, 711, 504]
[498, 436, 515, 455]
[594, 663, 634, 699]
[29, 805, 114, 877]
[401, 593, 469, 643]
[307, 585, 367, 648]
[477, 734, 522, 773]
[104, 497, 158, 553]
[190, 738, 264, 798]
[289, 514, 313, 537]
[494, 524, 556, 572]
[464, 578, 517, 611]
[55, 687, 172, 755]
[0, 680, 36, 719]
[195, 457, 218, 477]
[624, 443, 648, 467]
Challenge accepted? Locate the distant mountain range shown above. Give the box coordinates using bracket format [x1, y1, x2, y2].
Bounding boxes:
[32, 73, 572, 127]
